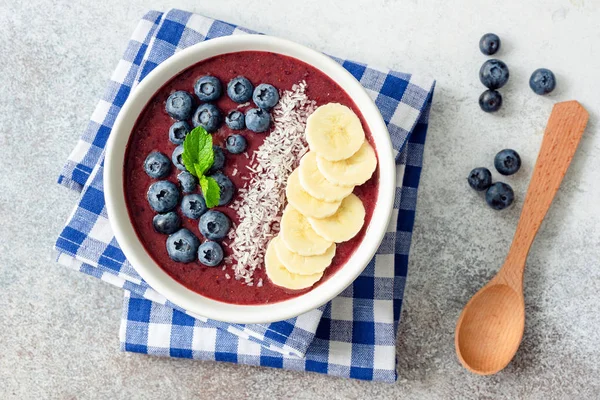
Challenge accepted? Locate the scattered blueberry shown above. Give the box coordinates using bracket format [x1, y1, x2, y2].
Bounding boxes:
[194, 75, 222, 102]
[180, 193, 208, 219]
[209, 172, 235, 206]
[479, 33, 501, 56]
[199, 210, 231, 241]
[468, 167, 493, 191]
[153, 211, 181, 235]
[479, 90, 503, 113]
[169, 121, 191, 145]
[166, 228, 200, 263]
[207, 145, 225, 175]
[227, 76, 253, 103]
[143, 152, 171, 179]
[494, 149, 521, 176]
[479, 59, 509, 90]
[252, 83, 280, 110]
[245, 108, 271, 132]
[192, 103, 222, 133]
[177, 171, 197, 193]
[197, 241, 224, 267]
[226, 134, 247, 154]
[485, 182, 514, 210]
[225, 110, 246, 130]
[147, 181, 180, 213]
[165, 90, 194, 120]
[172, 145, 186, 171]
[529, 68, 556, 95]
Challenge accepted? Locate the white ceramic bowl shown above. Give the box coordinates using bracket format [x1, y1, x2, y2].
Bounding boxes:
[104, 35, 395, 324]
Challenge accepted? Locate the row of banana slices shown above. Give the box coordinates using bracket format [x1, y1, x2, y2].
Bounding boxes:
[265, 103, 378, 290]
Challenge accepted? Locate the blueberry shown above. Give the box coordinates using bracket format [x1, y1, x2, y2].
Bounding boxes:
[166, 228, 200, 263]
[143, 152, 171, 179]
[494, 149, 521, 176]
[209, 172, 235, 206]
[529, 68, 556, 95]
[485, 182, 514, 210]
[199, 210, 231, 241]
[479, 90, 503, 113]
[468, 167, 493, 191]
[227, 76, 253, 103]
[153, 211, 181, 235]
[225, 110, 246, 130]
[177, 171, 197, 193]
[169, 121, 191, 145]
[207, 145, 225, 175]
[172, 145, 186, 171]
[479, 59, 509, 90]
[479, 33, 501, 56]
[147, 181, 180, 213]
[197, 241, 224, 267]
[165, 91, 194, 120]
[252, 83, 280, 110]
[194, 75, 222, 102]
[245, 108, 271, 133]
[180, 193, 208, 219]
[192, 103, 222, 133]
[226, 134, 247, 154]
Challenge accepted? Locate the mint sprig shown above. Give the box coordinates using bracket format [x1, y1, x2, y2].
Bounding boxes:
[181, 126, 220, 208]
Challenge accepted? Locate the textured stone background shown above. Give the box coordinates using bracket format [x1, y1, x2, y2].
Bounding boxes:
[1, 0, 599, 398]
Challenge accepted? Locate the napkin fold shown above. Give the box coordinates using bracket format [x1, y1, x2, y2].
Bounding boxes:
[55, 8, 435, 382]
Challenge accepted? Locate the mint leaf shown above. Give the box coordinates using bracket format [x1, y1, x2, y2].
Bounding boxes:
[182, 126, 212, 177]
[195, 138, 214, 177]
[200, 175, 221, 208]
[182, 129, 200, 176]
[199, 176, 209, 201]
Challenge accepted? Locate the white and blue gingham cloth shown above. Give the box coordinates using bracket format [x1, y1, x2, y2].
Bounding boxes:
[54, 9, 435, 382]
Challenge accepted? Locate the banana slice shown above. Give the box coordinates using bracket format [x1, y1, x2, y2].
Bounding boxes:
[265, 238, 323, 290]
[280, 205, 333, 256]
[286, 169, 341, 219]
[307, 193, 365, 243]
[273, 235, 336, 275]
[298, 152, 354, 202]
[316, 141, 377, 186]
[306, 103, 365, 161]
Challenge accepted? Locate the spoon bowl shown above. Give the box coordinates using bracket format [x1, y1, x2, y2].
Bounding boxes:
[456, 284, 524, 375]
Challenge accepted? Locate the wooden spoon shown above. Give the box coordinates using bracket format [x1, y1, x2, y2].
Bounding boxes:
[455, 101, 589, 375]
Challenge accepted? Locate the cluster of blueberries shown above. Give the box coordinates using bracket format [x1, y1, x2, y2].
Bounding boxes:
[468, 149, 521, 210]
[141, 74, 280, 267]
[478, 33, 557, 113]
[144, 155, 234, 266]
[166, 75, 280, 136]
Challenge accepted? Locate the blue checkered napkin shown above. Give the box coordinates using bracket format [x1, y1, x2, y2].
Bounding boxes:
[55, 9, 435, 382]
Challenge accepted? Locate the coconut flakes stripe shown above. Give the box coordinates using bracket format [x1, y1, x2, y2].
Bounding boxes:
[229, 81, 316, 284]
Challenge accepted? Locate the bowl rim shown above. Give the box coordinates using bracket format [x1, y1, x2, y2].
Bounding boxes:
[104, 34, 395, 324]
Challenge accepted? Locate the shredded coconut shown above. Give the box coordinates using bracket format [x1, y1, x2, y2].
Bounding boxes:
[228, 81, 316, 283]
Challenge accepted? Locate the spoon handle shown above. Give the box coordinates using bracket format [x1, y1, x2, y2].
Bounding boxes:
[500, 101, 589, 285]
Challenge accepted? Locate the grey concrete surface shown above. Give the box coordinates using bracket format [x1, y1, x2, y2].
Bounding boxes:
[1, 0, 600, 398]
